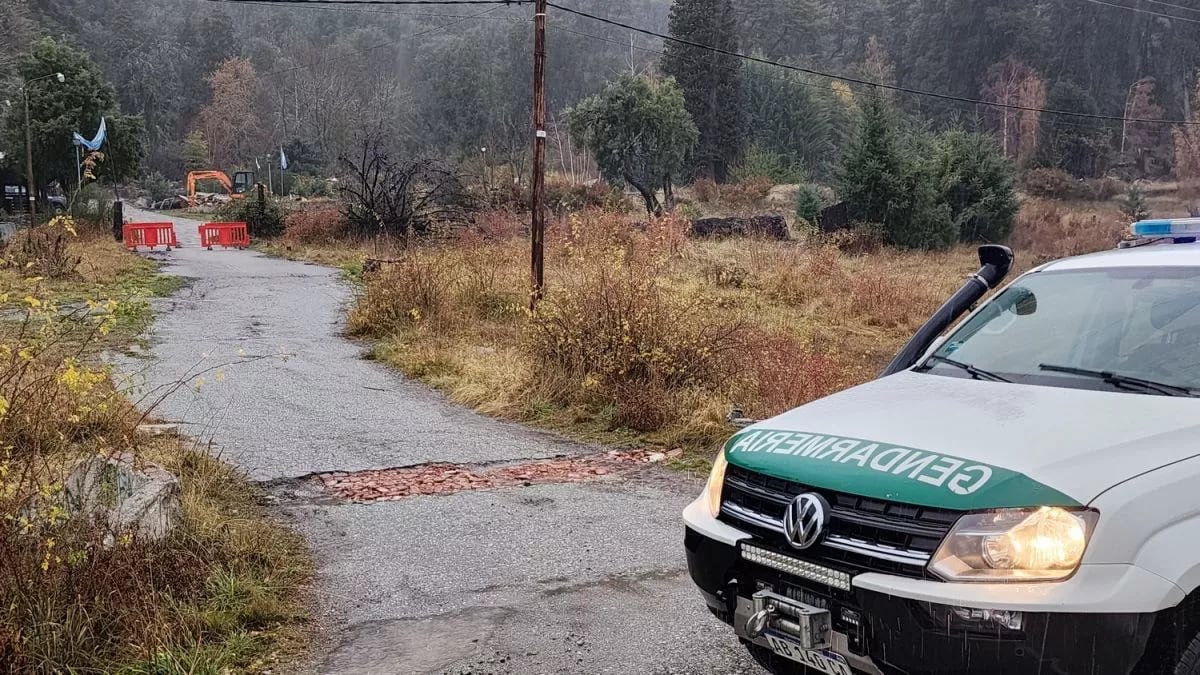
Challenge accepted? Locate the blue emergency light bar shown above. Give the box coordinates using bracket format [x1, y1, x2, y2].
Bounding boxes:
[1131, 218, 1200, 238]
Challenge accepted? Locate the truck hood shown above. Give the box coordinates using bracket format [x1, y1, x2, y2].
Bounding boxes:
[726, 371, 1200, 510]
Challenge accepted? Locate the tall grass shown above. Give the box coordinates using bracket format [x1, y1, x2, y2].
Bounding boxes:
[1009, 198, 1127, 262]
[344, 209, 976, 453]
[0, 220, 309, 673]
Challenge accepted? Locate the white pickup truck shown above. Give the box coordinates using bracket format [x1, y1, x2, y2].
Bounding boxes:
[685, 219, 1200, 674]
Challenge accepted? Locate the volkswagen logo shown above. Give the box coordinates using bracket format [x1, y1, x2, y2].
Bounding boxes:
[783, 493, 829, 550]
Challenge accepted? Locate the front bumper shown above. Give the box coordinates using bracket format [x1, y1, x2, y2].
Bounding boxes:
[686, 527, 1157, 675]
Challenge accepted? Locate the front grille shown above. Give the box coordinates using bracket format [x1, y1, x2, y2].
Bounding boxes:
[720, 464, 959, 580]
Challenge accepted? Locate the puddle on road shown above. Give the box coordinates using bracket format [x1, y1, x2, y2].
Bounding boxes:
[313, 449, 679, 503]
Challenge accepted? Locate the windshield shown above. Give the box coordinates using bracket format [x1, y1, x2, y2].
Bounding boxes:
[922, 266, 1200, 394]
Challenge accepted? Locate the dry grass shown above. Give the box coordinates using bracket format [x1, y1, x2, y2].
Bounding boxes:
[2, 441, 311, 674]
[269, 196, 1129, 463]
[307, 208, 973, 457]
[1009, 197, 1128, 264]
[0, 220, 310, 673]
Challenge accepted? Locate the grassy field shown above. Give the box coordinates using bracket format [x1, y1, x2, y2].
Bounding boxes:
[0, 218, 311, 673]
[251, 195, 1119, 471]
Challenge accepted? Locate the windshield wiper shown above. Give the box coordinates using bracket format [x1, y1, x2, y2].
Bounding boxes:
[1038, 364, 1200, 397]
[921, 355, 1012, 383]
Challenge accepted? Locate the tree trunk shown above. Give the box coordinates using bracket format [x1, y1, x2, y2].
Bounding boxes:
[624, 173, 662, 216]
[663, 177, 676, 212]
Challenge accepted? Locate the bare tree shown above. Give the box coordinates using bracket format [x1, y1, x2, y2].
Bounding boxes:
[338, 134, 475, 241]
[1174, 77, 1200, 186]
[983, 58, 1045, 166]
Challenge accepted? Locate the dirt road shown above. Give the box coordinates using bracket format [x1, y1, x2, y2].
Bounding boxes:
[121, 208, 760, 674]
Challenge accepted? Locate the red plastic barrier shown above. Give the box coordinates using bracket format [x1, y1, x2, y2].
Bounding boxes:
[198, 222, 250, 250]
[123, 222, 179, 251]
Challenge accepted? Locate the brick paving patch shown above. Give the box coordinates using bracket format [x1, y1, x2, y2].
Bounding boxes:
[313, 449, 682, 502]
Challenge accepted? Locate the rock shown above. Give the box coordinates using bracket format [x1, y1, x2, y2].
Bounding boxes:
[646, 452, 667, 463]
[63, 452, 182, 547]
[691, 215, 789, 240]
[137, 423, 181, 436]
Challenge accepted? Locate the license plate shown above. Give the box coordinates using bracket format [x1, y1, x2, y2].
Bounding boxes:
[764, 633, 853, 675]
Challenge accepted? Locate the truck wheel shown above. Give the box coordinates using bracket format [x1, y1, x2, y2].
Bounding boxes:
[1175, 632, 1200, 675]
[743, 641, 814, 675]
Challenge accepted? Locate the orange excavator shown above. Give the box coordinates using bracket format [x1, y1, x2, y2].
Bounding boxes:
[185, 170, 259, 206]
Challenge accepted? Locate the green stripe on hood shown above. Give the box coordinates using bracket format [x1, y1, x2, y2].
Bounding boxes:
[724, 428, 1080, 510]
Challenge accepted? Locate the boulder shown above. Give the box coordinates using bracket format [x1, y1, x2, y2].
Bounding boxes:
[691, 215, 789, 240]
[63, 452, 181, 546]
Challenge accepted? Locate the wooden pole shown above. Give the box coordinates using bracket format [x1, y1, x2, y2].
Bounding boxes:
[24, 90, 35, 218]
[529, 0, 548, 310]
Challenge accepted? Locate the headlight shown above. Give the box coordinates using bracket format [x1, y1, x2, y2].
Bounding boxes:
[929, 507, 1098, 582]
[703, 451, 728, 518]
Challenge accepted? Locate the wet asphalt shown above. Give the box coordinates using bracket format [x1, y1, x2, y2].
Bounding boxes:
[120, 208, 761, 675]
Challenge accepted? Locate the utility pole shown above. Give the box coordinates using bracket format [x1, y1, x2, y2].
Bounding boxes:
[529, 0, 547, 310]
[24, 91, 35, 217]
[21, 72, 66, 219]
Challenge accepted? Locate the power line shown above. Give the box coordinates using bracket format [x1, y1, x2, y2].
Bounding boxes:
[236, 0, 527, 19]
[210, 0, 529, 5]
[1074, 0, 1200, 24]
[547, 20, 1135, 138]
[1145, 0, 1200, 14]
[548, 1, 1200, 126]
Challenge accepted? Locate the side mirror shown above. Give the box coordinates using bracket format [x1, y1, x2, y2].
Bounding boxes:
[1011, 287, 1038, 316]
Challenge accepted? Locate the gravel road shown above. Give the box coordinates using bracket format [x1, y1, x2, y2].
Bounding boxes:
[121, 208, 761, 675]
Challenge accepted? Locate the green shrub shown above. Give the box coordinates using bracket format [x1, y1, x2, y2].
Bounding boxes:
[216, 195, 285, 238]
[545, 179, 624, 215]
[677, 200, 703, 222]
[933, 131, 1019, 243]
[1119, 182, 1151, 221]
[842, 98, 958, 250]
[1022, 168, 1082, 199]
[134, 172, 175, 203]
[794, 184, 823, 226]
[731, 145, 804, 185]
[289, 174, 333, 198]
[68, 184, 115, 232]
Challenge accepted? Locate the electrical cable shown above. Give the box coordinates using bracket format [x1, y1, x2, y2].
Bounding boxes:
[234, 0, 527, 19]
[547, 20, 1135, 137]
[547, 0, 1200, 125]
[210, 0, 529, 5]
[1074, 0, 1200, 23]
[1145, 0, 1200, 14]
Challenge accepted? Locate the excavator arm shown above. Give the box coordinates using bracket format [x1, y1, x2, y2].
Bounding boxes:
[185, 171, 238, 206]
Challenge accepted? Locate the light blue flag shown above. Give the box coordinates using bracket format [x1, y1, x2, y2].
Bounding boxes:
[72, 117, 106, 151]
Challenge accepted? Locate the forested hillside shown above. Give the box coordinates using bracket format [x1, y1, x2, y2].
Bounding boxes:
[4, 0, 1200, 182]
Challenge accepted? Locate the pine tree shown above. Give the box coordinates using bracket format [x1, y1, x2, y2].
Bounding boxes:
[742, 60, 836, 179]
[1120, 182, 1151, 222]
[841, 96, 955, 250]
[732, 0, 824, 62]
[841, 96, 906, 224]
[662, 0, 744, 182]
[182, 130, 210, 172]
[1037, 81, 1112, 178]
